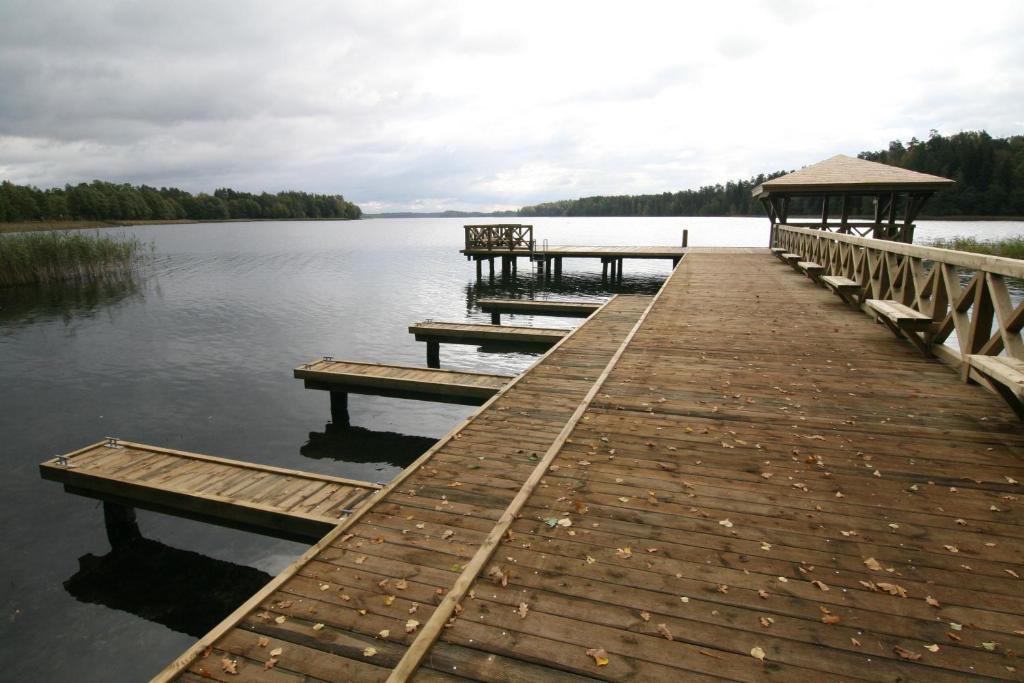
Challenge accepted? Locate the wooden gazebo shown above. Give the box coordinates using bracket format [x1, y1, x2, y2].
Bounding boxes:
[753, 154, 954, 244]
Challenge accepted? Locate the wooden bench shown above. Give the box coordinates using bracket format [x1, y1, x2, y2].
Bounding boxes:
[821, 275, 861, 305]
[770, 247, 786, 259]
[780, 252, 801, 269]
[797, 261, 824, 282]
[966, 355, 1024, 419]
[865, 299, 933, 355]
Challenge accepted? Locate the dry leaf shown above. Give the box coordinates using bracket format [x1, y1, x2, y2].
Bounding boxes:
[585, 555, 596, 564]
[876, 582, 908, 598]
[750, 646, 766, 662]
[257, 636, 269, 648]
[274, 615, 287, 624]
[406, 619, 420, 633]
[355, 555, 367, 564]
[925, 595, 941, 608]
[811, 580, 830, 592]
[384, 595, 396, 606]
[924, 644, 940, 653]
[944, 544, 959, 553]
[268, 647, 282, 657]
[585, 647, 609, 666]
[395, 578, 408, 590]
[221, 658, 239, 675]
[759, 616, 774, 628]
[820, 606, 841, 625]
[893, 646, 921, 661]
[863, 557, 883, 571]
[616, 547, 633, 559]
[378, 629, 390, 639]
[657, 623, 674, 641]
[719, 519, 734, 528]
[517, 603, 530, 619]
[639, 611, 651, 622]
[441, 530, 455, 539]
[363, 646, 377, 657]
[982, 642, 997, 651]
[264, 658, 278, 670]
[758, 589, 769, 599]
[312, 623, 324, 631]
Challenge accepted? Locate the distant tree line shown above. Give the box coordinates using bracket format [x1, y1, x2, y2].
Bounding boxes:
[518, 130, 1024, 218]
[0, 180, 361, 223]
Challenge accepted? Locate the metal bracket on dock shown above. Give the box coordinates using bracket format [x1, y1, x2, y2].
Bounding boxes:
[104, 437, 122, 449]
[322, 355, 334, 362]
[55, 454, 76, 468]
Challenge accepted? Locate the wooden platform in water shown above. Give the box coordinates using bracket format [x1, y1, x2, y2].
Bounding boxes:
[41, 440, 381, 541]
[461, 245, 686, 259]
[476, 298, 601, 318]
[156, 251, 1024, 682]
[408, 321, 569, 346]
[295, 359, 512, 405]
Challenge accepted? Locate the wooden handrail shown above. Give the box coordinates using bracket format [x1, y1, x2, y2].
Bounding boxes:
[774, 224, 1024, 369]
[463, 224, 533, 251]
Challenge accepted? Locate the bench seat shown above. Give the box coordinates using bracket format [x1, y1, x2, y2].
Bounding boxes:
[865, 299, 932, 331]
[966, 355, 1024, 419]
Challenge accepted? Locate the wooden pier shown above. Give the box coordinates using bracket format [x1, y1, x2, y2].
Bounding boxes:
[41, 440, 381, 543]
[476, 297, 601, 324]
[408, 321, 569, 367]
[295, 358, 513, 425]
[153, 244, 1024, 682]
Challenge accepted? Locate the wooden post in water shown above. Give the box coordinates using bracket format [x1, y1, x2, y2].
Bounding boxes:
[490, 312, 500, 325]
[475, 258, 482, 281]
[601, 258, 608, 282]
[554, 257, 562, 278]
[426, 341, 441, 368]
[682, 229, 689, 247]
[330, 391, 350, 427]
[103, 501, 141, 549]
[488, 257, 494, 281]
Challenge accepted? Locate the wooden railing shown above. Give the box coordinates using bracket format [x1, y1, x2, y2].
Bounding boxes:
[464, 224, 534, 252]
[775, 225, 1024, 370]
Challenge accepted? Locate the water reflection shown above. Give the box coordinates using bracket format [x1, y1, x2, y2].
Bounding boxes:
[463, 272, 666, 316]
[64, 537, 271, 638]
[300, 423, 434, 469]
[0, 271, 146, 331]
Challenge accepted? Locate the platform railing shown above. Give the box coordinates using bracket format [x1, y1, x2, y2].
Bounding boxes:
[775, 224, 1024, 369]
[464, 224, 534, 252]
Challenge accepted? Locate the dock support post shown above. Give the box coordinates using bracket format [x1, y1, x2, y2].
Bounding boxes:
[682, 229, 689, 247]
[426, 341, 440, 369]
[536, 257, 544, 277]
[488, 258, 495, 281]
[512, 256, 517, 277]
[602, 258, 608, 282]
[617, 257, 624, 281]
[555, 257, 562, 278]
[491, 312, 500, 325]
[609, 258, 617, 281]
[475, 257, 482, 281]
[330, 391, 350, 427]
[103, 501, 141, 549]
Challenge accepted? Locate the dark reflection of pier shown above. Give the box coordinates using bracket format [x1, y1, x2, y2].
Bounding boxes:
[463, 273, 666, 317]
[64, 537, 272, 639]
[301, 423, 435, 469]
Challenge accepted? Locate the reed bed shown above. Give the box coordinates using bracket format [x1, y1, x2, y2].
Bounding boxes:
[0, 230, 148, 287]
[928, 235, 1024, 260]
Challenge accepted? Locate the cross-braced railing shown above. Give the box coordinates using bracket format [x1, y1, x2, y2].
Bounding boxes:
[775, 225, 1024, 411]
[464, 224, 534, 252]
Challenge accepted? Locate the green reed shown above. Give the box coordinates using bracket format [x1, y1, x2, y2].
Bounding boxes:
[0, 230, 148, 287]
[928, 235, 1024, 260]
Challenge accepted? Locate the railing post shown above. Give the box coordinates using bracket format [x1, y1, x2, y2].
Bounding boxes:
[681, 229, 688, 248]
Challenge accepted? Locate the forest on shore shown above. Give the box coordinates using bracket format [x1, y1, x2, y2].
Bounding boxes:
[516, 130, 1024, 218]
[0, 181, 361, 223]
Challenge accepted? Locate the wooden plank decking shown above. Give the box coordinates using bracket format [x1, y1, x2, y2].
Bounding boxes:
[295, 359, 512, 405]
[155, 252, 1024, 682]
[409, 321, 569, 346]
[461, 245, 686, 259]
[41, 441, 381, 541]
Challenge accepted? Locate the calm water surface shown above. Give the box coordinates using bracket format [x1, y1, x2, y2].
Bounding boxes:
[1, 216, 1021, 680]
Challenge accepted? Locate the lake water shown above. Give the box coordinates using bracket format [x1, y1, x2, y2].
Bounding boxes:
[1, 216, 1022, 681]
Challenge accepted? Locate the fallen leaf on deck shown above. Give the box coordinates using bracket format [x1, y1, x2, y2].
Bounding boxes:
[750, 646, 766, 662]
[378, 629, 390, 638]
[719, 519, 733, 528]
[269, 647, 283, 657]
[819, 606, 840, 625]
[586, 555, 596, 564]
[363, 647, 377, 657]
[894, 646, 921, 661]
[1006, 569, 1021, 579]
[639, 611, 651, 622]
[925, 595, 941, 608]
[618, 497, 630, 503]
[442, 530, 455, 539]
[396, 579, 408, 590]
[384, 595, 396, 606]
[657, 623, 674, 641]
[264, 658, 278, 670]
[221, 658, 239, 675]
[863, 557, 883, 571]
[556, 518, 572, 528]
[982, 642, 997, 651]
[924, 644, 940, 653]
[409, 602, 419, 614]
[274, 615, 287, 624]
[943, 545, 959, 553]
[257, 636, 269, 647]
[876, 582, 908, 598]
[811, 580, 829, 592]
[313, 623, 324, 631]
[406, 619, 420, 633]
[488, 565, 509, 587]
[616, 547, 633, 559]
[758, 589, 769, 599]
[759, 616, 774, 628]
[585, 647, 609, 666]
[355, 555, 367, 564]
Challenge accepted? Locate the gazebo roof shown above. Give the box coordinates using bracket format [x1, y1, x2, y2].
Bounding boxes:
[752, 154, 954, 198]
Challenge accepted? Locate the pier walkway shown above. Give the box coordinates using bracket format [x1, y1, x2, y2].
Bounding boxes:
[157, 251, 1023, 681]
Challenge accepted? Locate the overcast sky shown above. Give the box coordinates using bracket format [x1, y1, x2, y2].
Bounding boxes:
[1, 1, 1021, 212]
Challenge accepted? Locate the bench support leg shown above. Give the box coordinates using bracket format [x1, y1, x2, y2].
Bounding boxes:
[490, 312, 500, 325]
[103, 501, 141, 550]
[426, 341, 440, 369]
[330, 391, 350, 427]
[876, 317, 932, 357]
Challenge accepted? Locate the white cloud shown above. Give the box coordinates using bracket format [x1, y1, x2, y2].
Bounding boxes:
[0, 0, 1021, 211]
